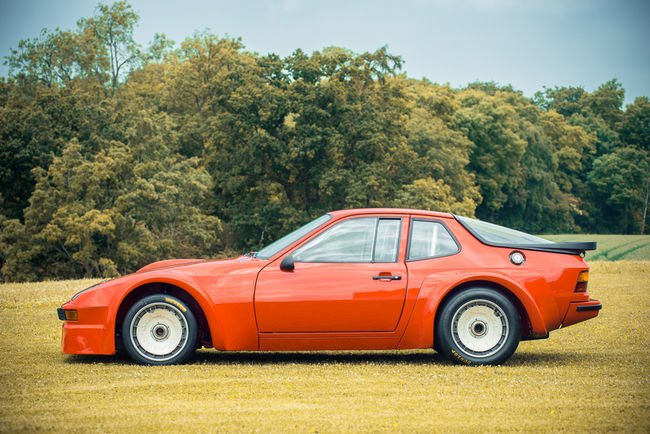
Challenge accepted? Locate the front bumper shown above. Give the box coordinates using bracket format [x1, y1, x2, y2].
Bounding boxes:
[57, 305, 115, 355]
[562, 299, 602, 328]
[61, 322, 113, 354]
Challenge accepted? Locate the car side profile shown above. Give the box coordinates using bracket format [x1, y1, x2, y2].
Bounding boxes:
[57, 208, 601, 365]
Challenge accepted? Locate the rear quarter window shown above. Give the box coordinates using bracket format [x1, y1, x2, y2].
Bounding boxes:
[408, 220, 459, 261]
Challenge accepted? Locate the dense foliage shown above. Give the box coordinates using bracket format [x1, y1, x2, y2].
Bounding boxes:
[1, 2, 648, 281]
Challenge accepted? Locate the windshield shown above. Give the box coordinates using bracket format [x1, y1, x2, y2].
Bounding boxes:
[456, 216, 552, 245]
[256, 214, 332, 259]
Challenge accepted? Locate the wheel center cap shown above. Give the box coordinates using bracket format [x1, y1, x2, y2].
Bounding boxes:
[151, 323, 170, 341]
[470, 320, 488, 337]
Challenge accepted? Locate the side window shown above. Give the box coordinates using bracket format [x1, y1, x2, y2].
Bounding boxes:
[373, 219, 401, 262]
[293, 217, 401, 263]
[294, 218, 375, 262]
[408, 220, 459, 261]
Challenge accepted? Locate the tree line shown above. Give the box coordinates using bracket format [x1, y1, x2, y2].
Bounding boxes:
[0, 1, 648, 282]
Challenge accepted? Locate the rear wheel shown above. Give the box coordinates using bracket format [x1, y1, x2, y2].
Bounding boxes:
[122, 294, 197, 365]
[435, 288, 520, 365]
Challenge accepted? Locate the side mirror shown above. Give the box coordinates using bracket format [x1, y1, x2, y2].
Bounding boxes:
[280, 255, 295, 272]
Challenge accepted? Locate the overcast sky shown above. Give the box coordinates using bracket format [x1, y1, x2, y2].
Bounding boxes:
[1, 0, 648, 103]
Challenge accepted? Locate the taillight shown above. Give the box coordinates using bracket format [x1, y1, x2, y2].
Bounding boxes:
[575, 271, 589, 292]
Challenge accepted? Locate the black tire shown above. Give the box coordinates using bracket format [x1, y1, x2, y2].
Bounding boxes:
[435, 288, 520, 365]
[122, 294, 198, 365]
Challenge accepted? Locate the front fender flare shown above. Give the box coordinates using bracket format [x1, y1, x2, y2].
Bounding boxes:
[107, 274, 219, 353]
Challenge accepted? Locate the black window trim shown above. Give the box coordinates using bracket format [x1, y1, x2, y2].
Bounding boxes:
[406, 217, 461, 262]
[293, 216, 403, 264]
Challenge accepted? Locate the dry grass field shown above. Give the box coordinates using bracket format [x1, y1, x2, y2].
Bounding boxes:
[0, 261, 648, 432]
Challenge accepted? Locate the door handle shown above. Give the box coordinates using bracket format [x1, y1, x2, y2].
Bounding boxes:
[372, 275, 401, 281]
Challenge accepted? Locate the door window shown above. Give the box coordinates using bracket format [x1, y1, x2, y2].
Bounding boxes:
[293, 217, 401, 263]
[373, 219, 401, 262]
[408, 220, 459, 260]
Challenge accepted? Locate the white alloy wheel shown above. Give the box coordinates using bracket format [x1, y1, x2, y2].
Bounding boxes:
[451, 299, 509, 358]
[130, 302, 189, 362]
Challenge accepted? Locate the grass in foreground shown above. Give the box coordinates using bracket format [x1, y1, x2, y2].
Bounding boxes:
[0, 261, 649, 432]
[543, 234, 650, 260]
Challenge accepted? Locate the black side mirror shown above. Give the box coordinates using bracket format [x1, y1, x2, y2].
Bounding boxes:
[280, 255, 295, 272]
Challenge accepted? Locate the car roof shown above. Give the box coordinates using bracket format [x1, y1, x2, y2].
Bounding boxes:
[328, 208, 454, 219]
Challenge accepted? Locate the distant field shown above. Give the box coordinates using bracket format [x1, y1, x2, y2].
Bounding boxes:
[0, 262, 648, 432]
[543, 234, 650, 261]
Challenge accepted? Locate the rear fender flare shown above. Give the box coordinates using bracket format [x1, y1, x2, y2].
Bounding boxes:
[400, 272, 547, 349]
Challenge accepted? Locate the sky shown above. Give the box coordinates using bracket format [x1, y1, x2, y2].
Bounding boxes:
[0, 0, 648, 103]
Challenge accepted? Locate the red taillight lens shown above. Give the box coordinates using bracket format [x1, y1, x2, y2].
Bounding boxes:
[575, 271, 589, 292]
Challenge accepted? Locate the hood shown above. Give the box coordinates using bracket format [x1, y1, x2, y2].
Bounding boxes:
[136, 259, 208, 273]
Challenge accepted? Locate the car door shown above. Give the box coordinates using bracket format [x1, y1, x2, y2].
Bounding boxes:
[254, 216, 408, 333]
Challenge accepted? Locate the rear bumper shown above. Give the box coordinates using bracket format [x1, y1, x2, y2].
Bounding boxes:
[576, 303, 602, 312]
[562, 299, 602, 328]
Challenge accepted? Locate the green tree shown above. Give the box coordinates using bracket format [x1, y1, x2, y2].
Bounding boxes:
[145, 33, 175, 63]
[455, 86, 593, 232]
[584, 79, 625, 130]
[454, 88, 527, 217]
[77, 0, 141, 92]
[621, 96, 650, 150]
[534, 80, 624, 155]
[392, 178, 476, 215]
[588, 147, 650, 234]
[398, 79, 480, 215]
[533, 80, 629, 232]
[533, 85, 585, 118]
[1, 130, 222, 281]
[6, 0, 140, 92]
[5, 28, 106, 88]
[205, 45, 414, 248]
[0, 78, 115, 220]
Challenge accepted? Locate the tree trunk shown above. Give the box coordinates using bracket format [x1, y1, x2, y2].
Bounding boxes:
[642, 183, 649, 235]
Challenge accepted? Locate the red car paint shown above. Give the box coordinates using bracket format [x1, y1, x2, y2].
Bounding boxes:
[58, 208, 600, 357]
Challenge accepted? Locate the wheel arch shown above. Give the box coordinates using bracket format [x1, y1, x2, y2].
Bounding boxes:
[114, 280, 215, 352]
[434, 280, 535, 340]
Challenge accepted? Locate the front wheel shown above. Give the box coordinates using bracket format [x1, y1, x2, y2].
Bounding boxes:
[435, 288, 520, 365]
[122, 294, 198, 365]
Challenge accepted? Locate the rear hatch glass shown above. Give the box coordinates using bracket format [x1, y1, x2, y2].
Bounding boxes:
[455, 215, 596, 255]
[456, 216, 552, 245]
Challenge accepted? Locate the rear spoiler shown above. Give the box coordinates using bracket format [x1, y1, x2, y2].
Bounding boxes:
[505, 242, 597, 256]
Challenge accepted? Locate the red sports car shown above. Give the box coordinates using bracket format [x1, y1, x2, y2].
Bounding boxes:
[57, 208, 601, 365]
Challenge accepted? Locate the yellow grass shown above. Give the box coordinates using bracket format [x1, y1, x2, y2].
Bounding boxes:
[0, 261, 649, 432]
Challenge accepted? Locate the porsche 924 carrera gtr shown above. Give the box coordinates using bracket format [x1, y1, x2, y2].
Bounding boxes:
[57, 208, 601, 365]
